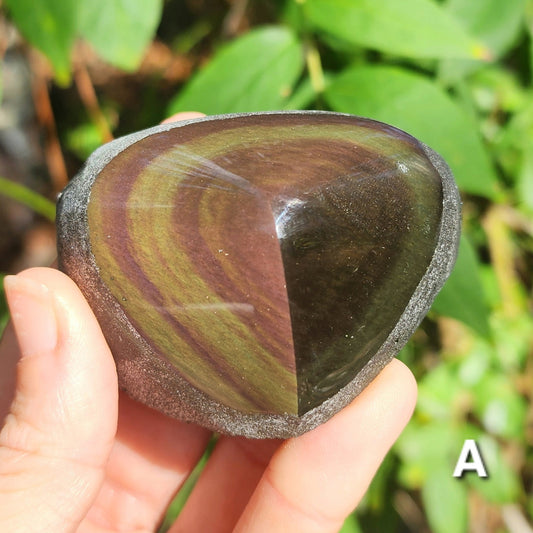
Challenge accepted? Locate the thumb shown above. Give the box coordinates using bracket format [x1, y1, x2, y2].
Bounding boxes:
[0, 268, 118, 533]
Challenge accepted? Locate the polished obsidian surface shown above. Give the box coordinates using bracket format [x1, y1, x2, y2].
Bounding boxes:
[57, 112, 456, 437]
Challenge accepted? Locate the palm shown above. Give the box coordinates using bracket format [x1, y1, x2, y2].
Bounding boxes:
[80, 393, 282, 532]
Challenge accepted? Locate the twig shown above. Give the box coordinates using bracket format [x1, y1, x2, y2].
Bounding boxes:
[0, 13, 10, 59]
[393, 490, 427, 532]
[502, 504, 533, 533]
[29, 50, 69, 193]
[223, 0, 249, 37]
[73, 61, 114, 144]
[499, 204, 533, 237]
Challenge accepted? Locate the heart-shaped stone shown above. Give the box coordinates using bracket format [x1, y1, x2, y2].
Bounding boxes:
[57, 111, 461, 438]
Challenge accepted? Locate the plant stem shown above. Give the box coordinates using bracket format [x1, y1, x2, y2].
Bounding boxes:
[74, 61, 114, 145]
[0, 176, 56, 222]
[29, 51, 69, 193]
[305, 41, 325, 95]
[483, 205, 525, 317]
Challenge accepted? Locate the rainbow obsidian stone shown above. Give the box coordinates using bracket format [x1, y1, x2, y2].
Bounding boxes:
[57, 111, 461, 438]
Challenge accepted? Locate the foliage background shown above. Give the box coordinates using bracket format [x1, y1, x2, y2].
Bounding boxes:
[0, 0, 532, 531]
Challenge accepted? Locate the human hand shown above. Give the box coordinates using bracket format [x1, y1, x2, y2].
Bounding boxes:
[0, 114, 417, 533]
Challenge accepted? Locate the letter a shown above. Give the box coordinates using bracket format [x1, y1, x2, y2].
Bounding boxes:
[453, 439, 488, 478]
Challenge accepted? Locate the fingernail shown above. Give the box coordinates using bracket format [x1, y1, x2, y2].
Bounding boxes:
[4, 275, 58, 358]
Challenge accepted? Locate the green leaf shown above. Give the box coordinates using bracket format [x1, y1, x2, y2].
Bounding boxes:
[395, 421, 460, 488]
[158, 437, 216, 532]
[360, 453, 396, 512]
[432, 235, 491, 337]
[473, 373, 527, 440]
[466, 434, 522, 503]
[282, 72, 335, 110]
[66, 122, 108, 160]
[168, 26, 304, 115]
[282, 77, 317, 110]
[469, 67, 528, 115]
[4, 0, 77, 84]
[0, 176, 56, 222]
[492, 313, 533, 370]
[325, 65, 500, 199]
[457, 340, 491, 386]
[421, 467, 468, 533]
[439, 0, 525, 82]
[496, 98, 533, 211]
[517, 148, 533, 210]
[339, 513, 362, 533]
[417, 363, 466, 421]
[528, 1, 533, 80]
[446, 0, 525, 57]
[78, 0, 163, 71]
[303, 0, 489, 60]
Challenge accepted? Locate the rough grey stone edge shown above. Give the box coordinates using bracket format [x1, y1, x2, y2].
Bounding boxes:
[56, 112, 461, 439]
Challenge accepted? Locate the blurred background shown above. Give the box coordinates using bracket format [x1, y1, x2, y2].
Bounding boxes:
[0, 0, 532, 531]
